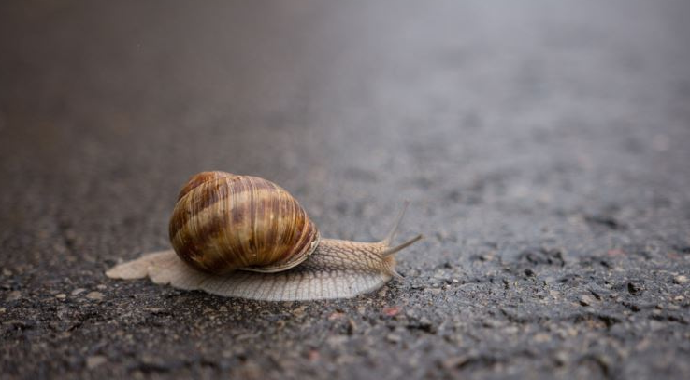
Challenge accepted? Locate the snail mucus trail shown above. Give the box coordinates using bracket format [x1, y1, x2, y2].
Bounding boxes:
[106, 171, 422, 301]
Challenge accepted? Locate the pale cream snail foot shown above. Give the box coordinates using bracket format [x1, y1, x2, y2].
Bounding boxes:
[106, 235, 422, 301]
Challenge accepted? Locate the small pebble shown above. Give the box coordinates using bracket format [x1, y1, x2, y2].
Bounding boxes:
[673, 275, 688, 284]
[580, 295, 596, 306]
[6, 291, 21, 301]
[308, 349, 320, 361]
[86, 292, 104, 301]
[96, 284, 107, 290]
[554, 351, 569, 364]
[292, 306, 307, 318]
[55, 294, 66, 300]
[386, 333, 402, 343]
[627, 282, 641, 295]
[382, 307, 400, 317]
[71, 288, 86, 296]
[86, 355, 107, 370]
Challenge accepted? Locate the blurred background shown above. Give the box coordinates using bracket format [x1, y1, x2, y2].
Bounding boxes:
[1, 1, 689, 379]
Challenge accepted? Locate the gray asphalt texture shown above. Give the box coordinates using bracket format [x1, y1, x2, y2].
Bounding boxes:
[1, 1, 690, 379]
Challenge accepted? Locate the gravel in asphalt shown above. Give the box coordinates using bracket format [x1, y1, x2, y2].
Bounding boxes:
[1, 1, 689, 379]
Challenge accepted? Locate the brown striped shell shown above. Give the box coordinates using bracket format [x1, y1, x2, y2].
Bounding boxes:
[168, 171, 321, 275]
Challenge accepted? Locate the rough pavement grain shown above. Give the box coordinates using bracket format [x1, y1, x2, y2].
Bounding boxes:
[1, 1, 689, 379]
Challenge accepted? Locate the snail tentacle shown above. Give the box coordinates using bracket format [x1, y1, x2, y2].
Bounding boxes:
[382, 201, 409, 246]
[379, 234, 424, 258]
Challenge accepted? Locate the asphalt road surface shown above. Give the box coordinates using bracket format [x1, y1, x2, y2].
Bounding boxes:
[1, 1, 689, 379]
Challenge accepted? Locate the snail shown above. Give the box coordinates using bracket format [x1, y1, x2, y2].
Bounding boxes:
[106, 171, 422, 301]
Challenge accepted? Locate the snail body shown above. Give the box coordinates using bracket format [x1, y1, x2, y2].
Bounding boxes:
[106, 171, 422, 301]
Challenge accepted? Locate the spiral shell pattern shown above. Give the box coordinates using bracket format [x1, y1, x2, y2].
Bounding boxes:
[168, 171, 320, 275]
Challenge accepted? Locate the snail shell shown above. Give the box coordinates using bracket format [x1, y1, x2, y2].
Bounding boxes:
[168, 171, 320, 274]
[106, 171, 422, 301]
